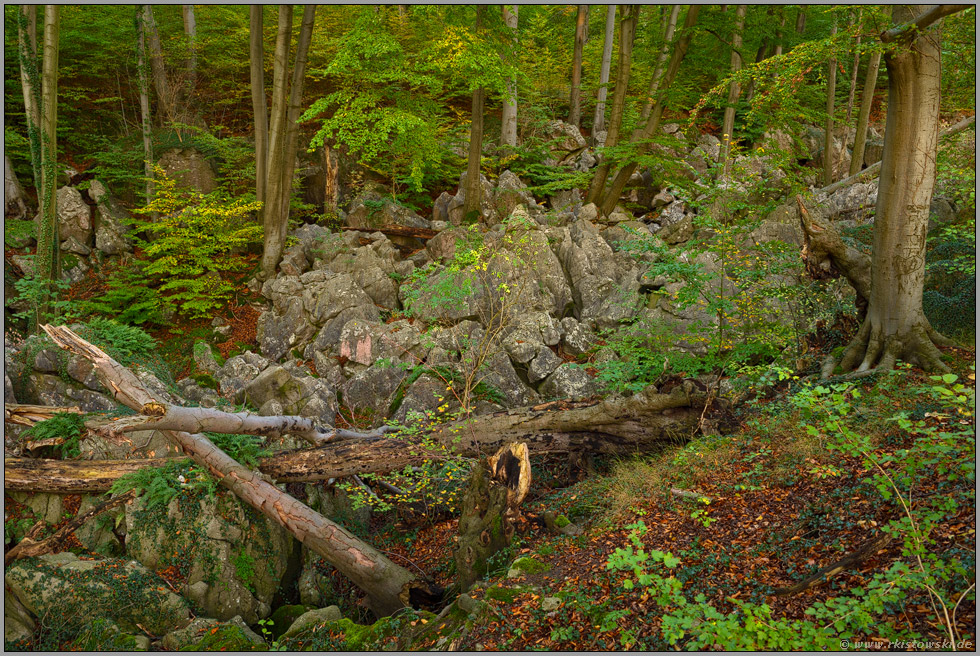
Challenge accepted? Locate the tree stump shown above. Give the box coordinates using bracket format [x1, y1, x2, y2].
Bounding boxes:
[455, 443, 531, 591]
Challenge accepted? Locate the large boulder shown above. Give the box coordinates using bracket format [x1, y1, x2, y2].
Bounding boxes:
[157, 148, 217, 194]
[313, 231, 403, 308]
[242, 363, 337, 423]
[341, 363, 408, 422]
[125, 489, 294, 624]
[162, 616, 266, 651]
[88, 180, 133, 255]
[539, 363, 598, 400]
[493, 170, 538, 219]
[555, 217, 642, 328]
[39, 186, 92, 248]
[5, 552, 191, 636]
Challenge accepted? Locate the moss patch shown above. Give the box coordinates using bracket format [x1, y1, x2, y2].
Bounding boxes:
[510, 556, 551, 574]
[181, 624, 267, 652]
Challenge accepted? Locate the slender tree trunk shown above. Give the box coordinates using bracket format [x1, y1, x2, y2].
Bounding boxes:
[17, 5, 41, 193]
[639, 4, 680, 122]
[499, 4, 518, 149]
[591, 5, 616, 135]
[463, 6, 486, 221]
[774, 8, 786, 57]
[795, 6, 807, 35]
[849, 8, 889, 177]
[250, 5, 269, 207]
[568, 4, 588, 128]
[142, 5, 173, 125]
[182, 5, 197, 103]
[718, 4, 747, 177]
[600, 6, 699, 216]
[585, 5, 637, 208]
[823, 16, 839, 186]
[808, 4, 966, 375]
[40, 324, 436, 617]
[259, 5, 316, 280]
[34, 4, 60, 330]
[136, 7, 155, 212]
[844, 9, 862, 125]
[743, 6, 772, 107]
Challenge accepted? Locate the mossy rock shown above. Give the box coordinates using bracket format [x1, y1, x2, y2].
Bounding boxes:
[268, 604, 314, 639]
[508, 556, 550, 575]
[70, 618, 146, 651]
[484, 585, 520, 603]
[554, 514, 571, 528]
[181, 622, 268, 652]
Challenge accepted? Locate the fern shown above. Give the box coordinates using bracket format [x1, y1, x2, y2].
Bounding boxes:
[108, 459, 217, 509]
[204, 433, 272, 469]
[23, 412, 88, 459]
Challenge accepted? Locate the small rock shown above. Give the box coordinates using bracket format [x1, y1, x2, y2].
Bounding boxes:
[541, 597, 562, 612]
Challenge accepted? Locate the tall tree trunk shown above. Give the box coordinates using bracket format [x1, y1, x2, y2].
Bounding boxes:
[463, 6, 486, 221]
[844, 9, 862, 125]
[585, 4, 637, 208]
[599, 6, 699, 217]
[806, 5, 966, 375]
[568, 4, 588, 128]
[499, 4, 518, 149]
[259, 5, 316, 280]
[718, 5, 747, 178]
[591, 5, 616, 135]
[774, 8, 787, 57]
[34, 4, 60, 331]
[142, 5, 173, 125]
[795, 6, 807, 35]
[136, 6, 155, 214]
[823, 16, 839, 187]
[17, 5, 41, 193]
[40, 324, 436, 617]
[639, 4, 680, 122]
[250, 5, 269, 207]
[849, 8, 889, 177]
[182, 5, 198, 103]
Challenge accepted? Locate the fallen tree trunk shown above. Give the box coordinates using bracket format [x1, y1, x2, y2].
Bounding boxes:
[4, 457, 174, 493]
[39, 324, 438, 617]
[5, 382, 713, 490]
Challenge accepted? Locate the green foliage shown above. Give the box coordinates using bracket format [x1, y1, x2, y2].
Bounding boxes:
[23, 411, 88, 459]
[204, 432, 272, 469]
[11, 271, 75, 327]
[109, 459, 216, 509]
[128, 167, 262, 318]
[81, 317, 158, 362]
[76, 261, 167, 326]
[4, 218, 35, 247]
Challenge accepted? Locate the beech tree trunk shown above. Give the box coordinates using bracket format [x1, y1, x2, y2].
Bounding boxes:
[34, 4, 60, 330]
[639, 4, 680, 122]
[259, 5, 316, 280]
[136, 6, 155, 213]
[849, 8, 889, 177]
[599, 6, 699, 217]
[568, 5, 588, 128]
[499, 4, 518, 149]
[823, 16, 839, 187]
[843, 9, 862, 125]
[38, 324, 435, 617]
[17, 4, 41, 193]
[591, 5, 616, 135]
[182, 4, 197, 100]
[718, 4, 747, 178]
[585, 4, 637, 208]
[462, 6, 486, 221]
[250, 5, 269, 207]
[142, 6, 173, 125]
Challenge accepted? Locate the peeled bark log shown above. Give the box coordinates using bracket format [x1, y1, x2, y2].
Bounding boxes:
[4, 457, 173, 493]
[38, 324, 435, 617]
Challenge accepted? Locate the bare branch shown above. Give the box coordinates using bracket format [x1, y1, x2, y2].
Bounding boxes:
[880, 5, 968, 43]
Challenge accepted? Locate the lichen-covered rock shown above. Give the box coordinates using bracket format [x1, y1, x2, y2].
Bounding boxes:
[480, 351, 537, 407]
[334, 318, 424, 368]
[559, 317, 595, 356]
[527, 346, 562, 383]
[215, 351, 269, 402]
[392, 373, 460, 424]
[74, 494, 125, 554]
[40, 186, 92, 247]
[282, 605, 343, 639]
[539, 364, 598, 400]
[125, 490, 293, 625]
[5, 553, 190, 636]
[4, 586, 36, 645]
[243, 364, 337, 424]
[493, 171, 538, 219]
[23, 373, 115, 412]
[341, 363, 408, 421]
[157, 148, 217, 195]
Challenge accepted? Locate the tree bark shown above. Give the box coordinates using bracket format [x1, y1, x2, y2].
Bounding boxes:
[250, 5, 269, 208]
[463, 6, 486, 221]
[5, 457, 157, 493]
[591, 5, 616, 135]
[136, 6, 155, 214]
[599, 6, 699, 217]
[823, 15, 839, 187]
[5, 153, 29, 219]
[142, 5, 173, 125]
[33, 4, 60, 331]
[499, 4, 519, 148]
[843, 9, 862, 125]
[718, 4, 747, 178]
[17, 4, 41, 193]
[585, 4, 637, 208]
[39, 324, 435, 617]
[568, 5, 588, 128]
